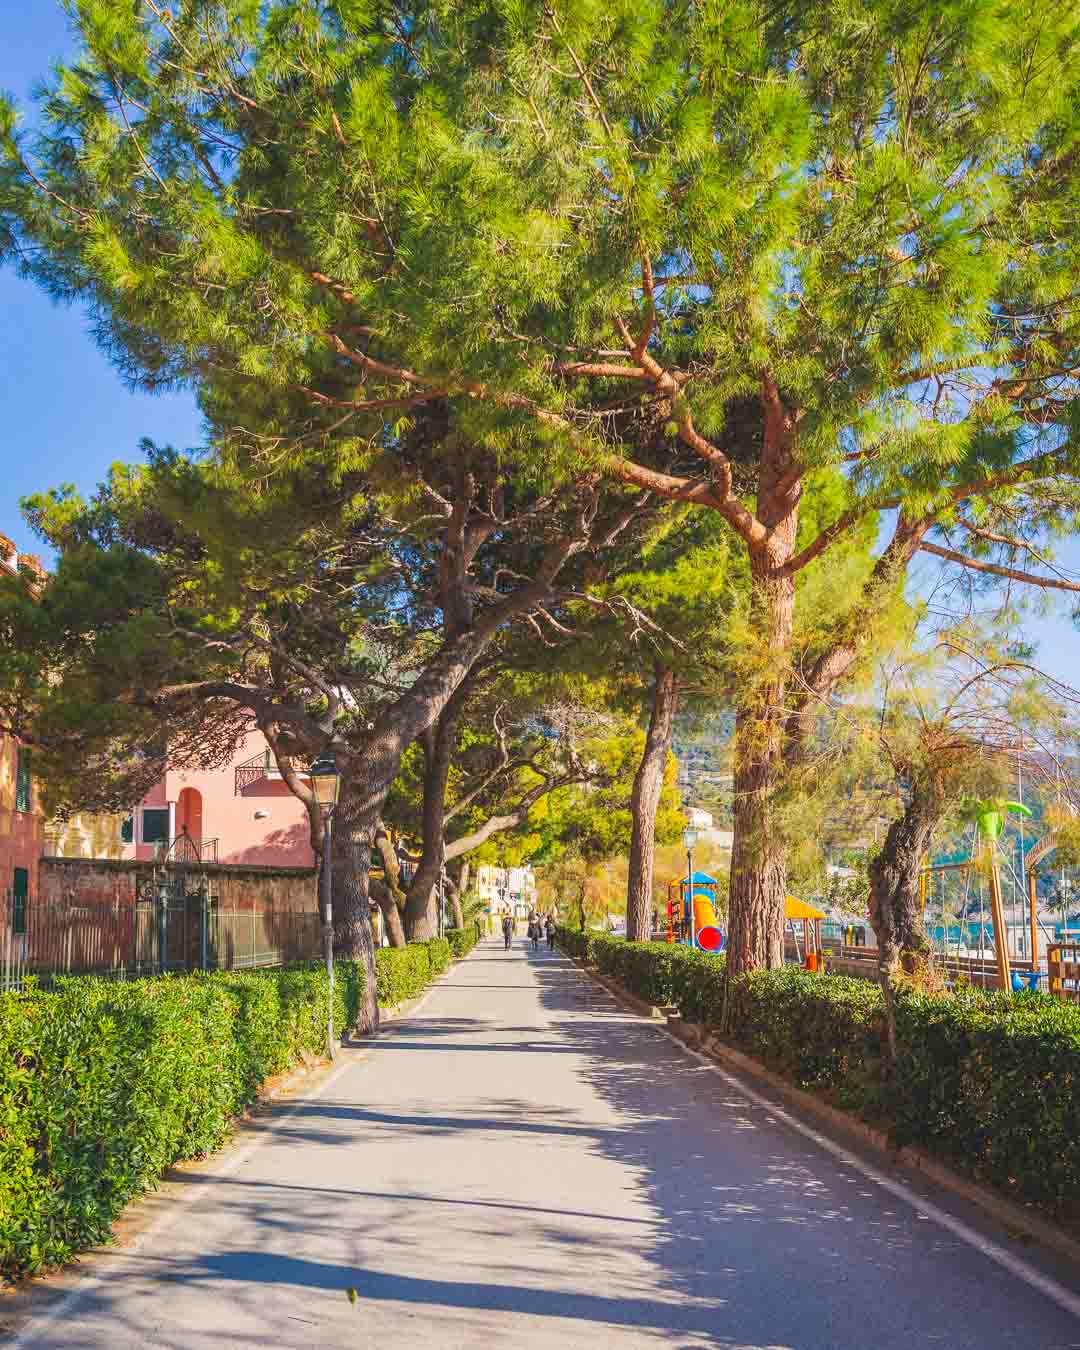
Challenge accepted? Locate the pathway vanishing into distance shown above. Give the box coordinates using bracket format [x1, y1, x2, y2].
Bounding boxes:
[13, 939, 1080, 1348]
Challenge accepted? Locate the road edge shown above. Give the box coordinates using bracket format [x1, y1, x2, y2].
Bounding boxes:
[573, 955, 1080, 1272]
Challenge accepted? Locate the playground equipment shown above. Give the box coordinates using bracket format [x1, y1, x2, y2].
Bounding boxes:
[786, 895, 827, 970]
[971, 799, 1033, 990]
[922, 801, 1037, 988]
[666, 872, 725, 951]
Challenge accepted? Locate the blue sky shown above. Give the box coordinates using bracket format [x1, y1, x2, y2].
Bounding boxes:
[0, 7, 204, 561]
[1, 5, 1077, 680]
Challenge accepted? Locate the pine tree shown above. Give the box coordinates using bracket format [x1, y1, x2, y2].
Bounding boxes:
[4, 1, 1080, 976]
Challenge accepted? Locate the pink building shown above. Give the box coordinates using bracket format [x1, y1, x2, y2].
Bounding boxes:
[0, 537, 48, 915]
[121, 731, 315, 868]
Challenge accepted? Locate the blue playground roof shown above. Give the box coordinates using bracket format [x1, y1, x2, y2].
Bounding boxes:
[682, 871, 717, 886]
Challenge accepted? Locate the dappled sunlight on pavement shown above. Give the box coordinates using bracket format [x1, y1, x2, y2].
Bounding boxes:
[13, 938, 1080, 1348]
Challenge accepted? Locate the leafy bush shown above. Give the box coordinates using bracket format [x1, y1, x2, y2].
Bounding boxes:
[572, 935, 1080, 1220]
[0, 961, 363, 1278]
[374, 939, 452, 1006]
[554, 925, 602, 961]
[446, 927, 479, 959]
[426, 936, 452, 976]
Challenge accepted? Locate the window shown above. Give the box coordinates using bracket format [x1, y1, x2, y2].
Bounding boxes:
[141, 808, 170, 844]
[120, 815, 134, 844]
[15, 748, 31, 813]
[12, 868, 28, 936]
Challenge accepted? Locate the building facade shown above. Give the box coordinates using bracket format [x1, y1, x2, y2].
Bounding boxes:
[474, 862, 538, 918]
[109, 731, 316, 868]
[0, 538, 48, 919]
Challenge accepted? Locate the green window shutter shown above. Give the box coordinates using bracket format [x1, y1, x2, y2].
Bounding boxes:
[141, 808, 170, 844]
[120, 815, 134, 844]
[15, 748, 31, 813]
[12, 868, 28, 936]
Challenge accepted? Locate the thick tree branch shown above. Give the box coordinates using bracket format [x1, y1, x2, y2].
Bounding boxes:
[918, 541, 1080, 592]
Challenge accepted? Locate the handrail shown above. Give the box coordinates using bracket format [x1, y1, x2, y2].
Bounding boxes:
[235, 748, 273, 794]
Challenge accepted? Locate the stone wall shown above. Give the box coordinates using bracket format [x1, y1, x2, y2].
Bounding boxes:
[38, 856, 317, 909]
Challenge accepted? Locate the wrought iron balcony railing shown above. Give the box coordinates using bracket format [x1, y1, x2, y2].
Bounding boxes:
[235, 749, 275, 794]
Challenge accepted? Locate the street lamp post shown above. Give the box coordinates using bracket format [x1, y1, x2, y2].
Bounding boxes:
[683, 826, 699, 948]
[310, 755, 341, 1060]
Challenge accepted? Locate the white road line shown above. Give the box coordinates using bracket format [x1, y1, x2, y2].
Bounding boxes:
[10, 957, 469, 1350]
[657, 1027, 1080, 1323]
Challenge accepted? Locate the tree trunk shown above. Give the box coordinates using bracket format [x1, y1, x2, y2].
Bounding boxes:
[626, 664, 678, 942]
[373, 823, 407, 947]
[724, 385, 801, 981]
[403, 744, 448, 941]
[726, 565, 795, 978]
[370, 878, 406, 948]
[446, 872, 465, 929]
[404, 679, 473, 941]
[868, 782, 941, 1069]
[329, 802, 379, 1036]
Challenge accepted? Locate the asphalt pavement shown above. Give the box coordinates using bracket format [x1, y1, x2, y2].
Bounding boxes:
[13, 936, 1080, 1348]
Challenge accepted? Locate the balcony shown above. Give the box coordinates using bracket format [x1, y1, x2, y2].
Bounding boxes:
[234, 749, 283, 794]
[153, 834, 219, 864]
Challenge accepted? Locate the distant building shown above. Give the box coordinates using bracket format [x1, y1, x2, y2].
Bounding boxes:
[475, 862, 538, 917]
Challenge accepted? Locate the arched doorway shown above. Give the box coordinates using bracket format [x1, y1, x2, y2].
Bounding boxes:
[176, 787, 204, 846]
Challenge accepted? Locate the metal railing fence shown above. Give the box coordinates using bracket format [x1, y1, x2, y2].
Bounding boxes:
[1, 881, 321, 993]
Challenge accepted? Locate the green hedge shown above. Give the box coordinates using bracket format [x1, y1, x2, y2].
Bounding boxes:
[0, 961, 363, 1278]
[446, 926, 480, 959]
[374, 939, 452, 1007]
[560, 929, 1080, 1220]
[554, 926, 600, 961]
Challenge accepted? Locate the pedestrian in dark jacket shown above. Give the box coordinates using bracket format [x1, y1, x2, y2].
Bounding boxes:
[502, 913, 514, 951]
[545, 915, 556, 949]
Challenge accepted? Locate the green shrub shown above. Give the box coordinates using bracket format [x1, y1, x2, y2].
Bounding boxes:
[575, 937, 1080, 1220]
[374, 938, 453, 1006]
[426, 937, 452, 976]
[0, 961, 362, 1278]
[374, 945, 430, 1005]
[554, 925, 602, 961]
[446, 927, 479, 959]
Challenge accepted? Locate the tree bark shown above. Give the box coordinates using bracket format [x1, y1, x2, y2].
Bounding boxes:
[403, 698, 459, 941]
[868, 780, 941, 1068]
[373, 822, 407, 947]
[726, 564, 795, 979]
[626, 664, 678, 942]
[446, 871, 465, 929]
[724, 382, 800, 982]
[328, 794, 379, 1036]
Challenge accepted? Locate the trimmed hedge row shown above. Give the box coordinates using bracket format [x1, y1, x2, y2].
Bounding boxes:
[374, 938, 452, 1007]
[446, 926, 480, 959]
[556, 926, 1080, 1219]
[0, 962, 363, 1278]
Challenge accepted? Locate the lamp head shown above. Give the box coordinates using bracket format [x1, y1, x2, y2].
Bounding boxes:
[682, 827, 699, 851]
[309, 754, 341, 814]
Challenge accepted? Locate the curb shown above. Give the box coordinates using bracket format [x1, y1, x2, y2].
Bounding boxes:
[574, 953, 1080, 1270]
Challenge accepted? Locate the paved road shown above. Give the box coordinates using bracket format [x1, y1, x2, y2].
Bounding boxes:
[15, 939, 1080, 1348]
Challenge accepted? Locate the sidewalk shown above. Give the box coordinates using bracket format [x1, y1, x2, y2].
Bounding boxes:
[12, 938, 1080, 1348]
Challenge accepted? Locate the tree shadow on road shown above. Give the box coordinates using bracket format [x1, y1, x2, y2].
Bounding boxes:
[527, 952, 1073, 1350]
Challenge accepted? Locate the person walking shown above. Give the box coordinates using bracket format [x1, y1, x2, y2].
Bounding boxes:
[502, 912, 514, 951]
[545, 914, 556, 950]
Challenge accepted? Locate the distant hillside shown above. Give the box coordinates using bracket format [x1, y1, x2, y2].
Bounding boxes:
[673, 708, 735, 822]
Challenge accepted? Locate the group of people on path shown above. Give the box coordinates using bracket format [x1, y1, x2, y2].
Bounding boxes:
[501, 910, 555, 952]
